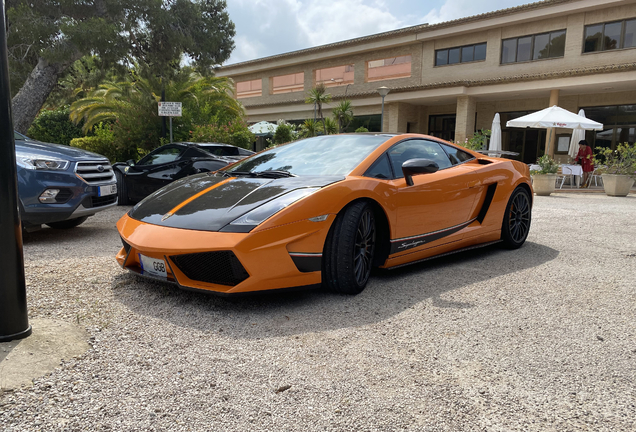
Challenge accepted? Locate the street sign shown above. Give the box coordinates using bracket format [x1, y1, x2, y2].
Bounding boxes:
[158, 102, 182, 117]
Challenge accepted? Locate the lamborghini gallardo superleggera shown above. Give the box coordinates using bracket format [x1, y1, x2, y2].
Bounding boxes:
[116, 134, 532, 295]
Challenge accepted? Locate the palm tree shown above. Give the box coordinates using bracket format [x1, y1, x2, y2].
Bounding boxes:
[324, 117, 338, 135]
[332, 100, 354, 133]
[305, 83, 332, 135]
[299, 119, 318, 138]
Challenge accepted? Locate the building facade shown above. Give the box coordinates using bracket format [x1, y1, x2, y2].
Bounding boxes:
[218, 0, 636, 163]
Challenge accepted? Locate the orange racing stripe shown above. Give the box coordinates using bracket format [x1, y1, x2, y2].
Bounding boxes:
[161, 177, 236, 221]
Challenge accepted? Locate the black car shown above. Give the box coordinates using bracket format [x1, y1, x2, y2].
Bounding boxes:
[113, 142, 253, 204]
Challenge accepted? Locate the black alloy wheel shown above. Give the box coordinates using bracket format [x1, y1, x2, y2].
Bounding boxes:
[115, 170, 129, 205]
[323, 201, 376, 295]
[501, 187, 531, 249]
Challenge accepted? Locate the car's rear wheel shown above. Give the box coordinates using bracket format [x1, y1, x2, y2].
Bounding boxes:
[323, 201, 376, 295]
[45, 216, 89, 229]
[115, 170, 129, 205]
[501, 187, 531, 249]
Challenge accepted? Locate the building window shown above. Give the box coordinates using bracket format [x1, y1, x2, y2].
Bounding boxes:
[584, 19, 636, 53]
[428, 114, 456, 142]
[235, 79, 262, 98]
[501, 30, 566, 64]
[271, 72, 304, 94]
[582, 105, 636, 150]
[367, 55, 411, 82]
[435, 43, 486, 66]
[316, 65, 354, 87]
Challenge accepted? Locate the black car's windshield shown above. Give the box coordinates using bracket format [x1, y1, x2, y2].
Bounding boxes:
[225, 135, 390, 176]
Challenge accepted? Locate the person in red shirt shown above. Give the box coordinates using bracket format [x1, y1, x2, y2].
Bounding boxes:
[574, 139, 594, 187]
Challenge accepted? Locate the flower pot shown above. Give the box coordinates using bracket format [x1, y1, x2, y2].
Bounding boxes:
[531, 174, 557, 196]
[601, 174, 635, 197]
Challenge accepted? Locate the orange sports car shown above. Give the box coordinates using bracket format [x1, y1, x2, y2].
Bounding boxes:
[116, 134, 532, 295]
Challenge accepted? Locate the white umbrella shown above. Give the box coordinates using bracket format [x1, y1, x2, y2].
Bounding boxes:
[505, 105, 603, 130]
[568, 109, 587, 159]
[248, 121, 277, 136]
[506, 105, 602, 156]
[488, 113, 502, 156]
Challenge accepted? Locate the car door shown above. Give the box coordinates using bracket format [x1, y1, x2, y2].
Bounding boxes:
[387, 139, 483, 254]
[129, 145, 184, 201]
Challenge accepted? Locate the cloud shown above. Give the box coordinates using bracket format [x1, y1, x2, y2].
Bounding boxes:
[422, 0, 527, 24]
[225, 0, 405, 64]
[225, 0, 530, 64]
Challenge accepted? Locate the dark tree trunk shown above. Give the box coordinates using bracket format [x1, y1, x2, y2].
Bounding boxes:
[11, 58, 70, 133]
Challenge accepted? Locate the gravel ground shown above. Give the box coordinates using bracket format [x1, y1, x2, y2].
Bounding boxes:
[1, 193, 635, 431]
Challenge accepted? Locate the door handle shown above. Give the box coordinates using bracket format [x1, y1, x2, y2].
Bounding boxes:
[468, 180, 481, 188]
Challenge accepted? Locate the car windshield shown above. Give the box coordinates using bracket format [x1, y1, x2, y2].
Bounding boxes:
[225, 135, 390, 176]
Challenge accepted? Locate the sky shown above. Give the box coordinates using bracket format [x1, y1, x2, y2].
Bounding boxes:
[225, 0, 534, 65]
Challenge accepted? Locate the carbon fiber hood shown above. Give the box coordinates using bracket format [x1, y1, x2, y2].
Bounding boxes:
[129, 173, 343, 231]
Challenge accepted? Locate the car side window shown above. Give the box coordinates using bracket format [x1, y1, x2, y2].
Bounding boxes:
[182, 147, 209, 159]
[441, 143, 475, 165]
[238, 148, 253, 156]
[364, 153, 393, 179]
[138, 147, 182, 166]
[388, 139, 452, 178]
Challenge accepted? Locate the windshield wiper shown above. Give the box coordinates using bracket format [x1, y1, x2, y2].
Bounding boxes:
[252, 170, 295, 178]
[223, 170, 295, 178]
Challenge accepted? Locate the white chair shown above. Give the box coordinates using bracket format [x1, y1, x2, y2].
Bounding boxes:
[557, 166, 574, 189]
[588, 167, 603, 187]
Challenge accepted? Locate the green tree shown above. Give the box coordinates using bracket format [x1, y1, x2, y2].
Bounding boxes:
[7, 0, 236, 133]
[70, 69, 245, 158]
[332, 100, 354, 133]
[305, 83, 332, 135]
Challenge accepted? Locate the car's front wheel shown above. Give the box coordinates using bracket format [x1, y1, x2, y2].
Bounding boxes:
[45, 216, 89, 229]
[323, 201, 376, 295]
[501, 187, 531, 249]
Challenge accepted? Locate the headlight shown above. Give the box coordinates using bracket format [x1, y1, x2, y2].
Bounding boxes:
[229, 188, 319, 227]
[16, 152, 70, 170]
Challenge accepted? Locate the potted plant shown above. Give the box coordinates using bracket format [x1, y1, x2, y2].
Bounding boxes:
[594, 143, 636, 197]
[530, 154, 559, 196]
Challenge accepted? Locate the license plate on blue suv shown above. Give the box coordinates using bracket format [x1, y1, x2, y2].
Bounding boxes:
[98, 184, 117, 197]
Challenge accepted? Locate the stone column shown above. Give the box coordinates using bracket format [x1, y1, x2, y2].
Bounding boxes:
[546, 89, 560, 157]
[455, 95, 476, 144]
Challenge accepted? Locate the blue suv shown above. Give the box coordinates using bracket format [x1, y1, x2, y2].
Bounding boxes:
[14, 132, 118, 231]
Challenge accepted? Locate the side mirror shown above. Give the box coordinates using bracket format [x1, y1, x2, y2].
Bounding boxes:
[402, 158, 439, 186]
[126, 159, 136, 166]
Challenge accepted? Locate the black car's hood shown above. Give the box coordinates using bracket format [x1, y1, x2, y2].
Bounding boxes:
[16, 139, 109, 161]
[129, 173, 344, 231]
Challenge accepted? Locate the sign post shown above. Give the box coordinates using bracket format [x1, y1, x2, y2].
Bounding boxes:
[158, 102, 182, 143]
[0, 3, 31, 342]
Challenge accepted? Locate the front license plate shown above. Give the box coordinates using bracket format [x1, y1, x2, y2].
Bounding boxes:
[138, 254, 167, 278]
[98, 183, 117, 197]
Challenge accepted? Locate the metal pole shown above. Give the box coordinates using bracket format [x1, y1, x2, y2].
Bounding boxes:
[0, 3, 31, 342]
[380, 95, 385, 133]
[169, 117, 173, 143]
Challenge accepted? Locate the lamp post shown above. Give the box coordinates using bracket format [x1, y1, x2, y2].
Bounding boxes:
[344, 83, 351, 99]
[377, 86, 390, 133]
[0, 3, 31, 342]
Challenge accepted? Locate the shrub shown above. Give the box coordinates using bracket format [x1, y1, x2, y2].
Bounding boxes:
[355, 126, 369, 133]
[273, 123, 294, 144]
[190, 120, 255, 149]
[458, 129, 491, 151]
[70, 123, 125, 162]
[531, 154, 559, 174]
[594, 143, 636, 178]
[27, 107, 84, 146]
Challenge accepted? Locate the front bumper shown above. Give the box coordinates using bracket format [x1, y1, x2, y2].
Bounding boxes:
[116, 213, 335, 294]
